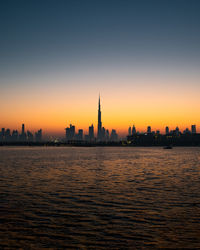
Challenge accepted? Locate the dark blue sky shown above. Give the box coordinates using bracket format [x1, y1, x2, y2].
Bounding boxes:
[1, 0, 200, 134]
[1, 0, 200, 76]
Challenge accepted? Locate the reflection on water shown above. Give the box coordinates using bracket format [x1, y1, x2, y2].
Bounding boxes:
[0, 147, 200, 248]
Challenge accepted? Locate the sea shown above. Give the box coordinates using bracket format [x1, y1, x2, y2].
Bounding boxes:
[0, 146, 200, 249]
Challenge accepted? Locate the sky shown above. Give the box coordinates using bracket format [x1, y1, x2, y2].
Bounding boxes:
[1, 0, 200, 137]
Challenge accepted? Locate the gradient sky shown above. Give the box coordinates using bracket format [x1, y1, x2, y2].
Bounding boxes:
[1, 0, 200, 138]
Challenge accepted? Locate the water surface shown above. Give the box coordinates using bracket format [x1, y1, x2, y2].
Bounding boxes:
[0, 147, 200, 248]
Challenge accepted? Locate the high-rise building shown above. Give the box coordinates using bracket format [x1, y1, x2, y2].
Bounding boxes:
[89, 124, 94, 141]
[35, 129, 42, 142]
[97, 94, 102, 141]
[183, 128, 190, 134]
[5, 129, 11, 141]
[132, 125, 136, 135]
[70, 124, 75, 139]
[101, 127, 106, 141]
[1, 128, 5, 136]
[22, 124, 25, 134]
[65, 127, 70, 140]
[12, 130, 19, 142]
[0, 128, 5, 142]
[175, 126, 180, 136]
[165, 126, 169, 135]
[77, 129, 83, 141]
[27, 131, 34, 142]
[147, 126, 151, 134]
[128, 127, 131, 136]
[20, 123, 26, 141]
[106, 129, 109, 141]
[65, 124, 75, 141]
[191, 125, 196, 134]
[110, 129, 118, 142]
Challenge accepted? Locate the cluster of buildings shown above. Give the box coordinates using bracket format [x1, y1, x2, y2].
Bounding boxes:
[63, 95, 200, 145]
[1, 96, 199, 145]
[65, 96, 118, 142]
[0, 124, 42, 143]
[65, 124, 94, 142]
[128, 124, 197, 136]
[127, 124, 199, 146]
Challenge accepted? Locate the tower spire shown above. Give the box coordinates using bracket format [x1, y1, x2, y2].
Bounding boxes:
[99, 93, 101, 110]
[97, 94, 102, 141]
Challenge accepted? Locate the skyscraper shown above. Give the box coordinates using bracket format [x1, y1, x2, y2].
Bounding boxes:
[110, 129, 118, 142]
[35, 129, 42, 142]
[77, 129, 83, 141]
[22, 124, 25, 135]
[175, 126, 180, 136]
[12, 130, 19, 142]
[132, 125, 136, 135]
[147, 126, 151, 134]
[65, 124, 75, 141]
[89, 124, 94, 141]
[20, 123, 26, 141]
[27, 131, 34, 142]
[97, 94, 102, 141]
[191, 125, 196, 134]
[106, 129, 109, 141]
[5, 129, 11, 141]
[101, 127, 106, 141]
[128, 127, 131, 136]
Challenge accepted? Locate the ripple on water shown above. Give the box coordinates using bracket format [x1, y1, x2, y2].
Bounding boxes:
[0, 146, 200, 248]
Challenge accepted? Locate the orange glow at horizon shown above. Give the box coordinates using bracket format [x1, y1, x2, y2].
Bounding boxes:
[1, 71, 200, 137]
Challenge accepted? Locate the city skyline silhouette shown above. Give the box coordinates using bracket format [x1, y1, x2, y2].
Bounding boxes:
[0, 95, 199, 143]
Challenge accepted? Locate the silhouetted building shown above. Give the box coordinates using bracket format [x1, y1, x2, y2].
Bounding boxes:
[106, 129, 109, 141]
[97, 94, 102, 141]
[35, 129, 42, 142]
[132, 125, 136, 135]
[101, 127, 106, 141]
[12, 130, 19, 141]
[128, 127, 131, 136]
[0, 128, 5, 141]
[110, 129, 118, 142]
[65, 124, 75, 141]
[89, 124, 94, 141]
[20, 123, 26, 141]
[65, 127, 70, 140]
[183, 128, 190, 135]
[71, 125, 75, 138]
[0, 126, 43, 143]
[191, 125, 196, 134]
[147, 126, 151, 134]
[175, 126, 180, 136]
[27, 131, 34, 142]
[165, 126, 169, 135]
[1, 128, 5, 137]
[22, 124, 25, 134]
[76, 129, 83, 141]
[5, 129, 11, 141]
